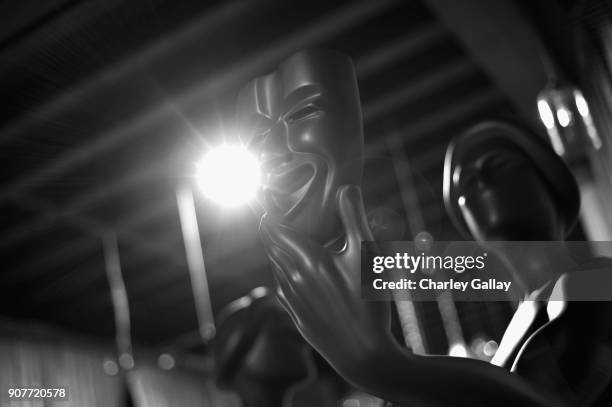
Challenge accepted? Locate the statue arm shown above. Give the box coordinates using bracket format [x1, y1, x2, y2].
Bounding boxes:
[260, 185, 563, 407]
[340, 337, 561, 407]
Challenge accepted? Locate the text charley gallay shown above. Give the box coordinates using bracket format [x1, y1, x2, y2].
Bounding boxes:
[369, 252, 512, 293]
[372, 278, 512, 292]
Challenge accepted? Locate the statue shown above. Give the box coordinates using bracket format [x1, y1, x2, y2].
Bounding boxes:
[237, 48, 391, 384]
[239, 49, 612, 406]
[444, 121, 612, 405]
[443, 121, 580, 243]
[237, 49, 364, 247]
[213, 287, 313, 407]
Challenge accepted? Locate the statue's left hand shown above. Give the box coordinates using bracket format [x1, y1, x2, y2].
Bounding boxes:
[260, 185, 395, 380]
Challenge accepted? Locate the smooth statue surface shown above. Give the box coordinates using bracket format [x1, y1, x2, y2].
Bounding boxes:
[238, 49, 364, 247]
[238, 50, 612, 407]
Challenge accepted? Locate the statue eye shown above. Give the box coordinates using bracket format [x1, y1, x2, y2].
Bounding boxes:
[286, 104, 322, 124]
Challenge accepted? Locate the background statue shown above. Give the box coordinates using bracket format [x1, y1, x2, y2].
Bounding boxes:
[214, 287, 336, 407]
[444, 121, 612, 405]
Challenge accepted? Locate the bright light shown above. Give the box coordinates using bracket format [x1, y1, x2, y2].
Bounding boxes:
[573, 89, 603, 149]
[196, 145, 261, 206]
[538, 98, 565, 156]
[556, 107, 572, 127]
[448, 342, 469, 358]
[574, 89, 590, 117]
[537, 99, 556, 129]
[482, 340, 499, 357]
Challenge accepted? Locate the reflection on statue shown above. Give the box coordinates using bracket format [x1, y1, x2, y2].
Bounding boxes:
[239, 49, 612, 406]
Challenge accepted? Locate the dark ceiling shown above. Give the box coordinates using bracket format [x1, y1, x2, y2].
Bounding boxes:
[0, 0, 535, 350]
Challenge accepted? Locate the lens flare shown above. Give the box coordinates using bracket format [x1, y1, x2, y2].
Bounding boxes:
[196, 145, 261, 206]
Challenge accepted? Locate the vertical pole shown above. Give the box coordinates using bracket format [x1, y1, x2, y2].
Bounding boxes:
[387, 128, 468, 355]
[437, 291, 468, 355]
[386, 129, 427, 354]
[102, 233, 134, 369]
[176, 185, 216, 342]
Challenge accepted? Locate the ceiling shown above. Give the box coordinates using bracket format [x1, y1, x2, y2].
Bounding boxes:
[0, 0, 552, 351]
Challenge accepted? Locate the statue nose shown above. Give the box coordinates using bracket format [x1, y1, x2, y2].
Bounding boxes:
[260, 121, 291, 170]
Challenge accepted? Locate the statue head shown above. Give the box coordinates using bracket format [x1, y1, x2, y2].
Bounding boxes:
[237, 49, 363, 245]
[213, 287, 311, 407]
[443, 121, 580, 241]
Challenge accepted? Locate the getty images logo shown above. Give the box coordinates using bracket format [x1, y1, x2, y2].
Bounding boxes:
[371, 252, 488, 274]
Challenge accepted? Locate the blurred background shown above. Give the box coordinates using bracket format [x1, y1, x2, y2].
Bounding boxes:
[1, 0, 612, 405]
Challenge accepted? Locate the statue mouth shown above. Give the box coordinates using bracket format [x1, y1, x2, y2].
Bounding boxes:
[263, 163, 316, 216]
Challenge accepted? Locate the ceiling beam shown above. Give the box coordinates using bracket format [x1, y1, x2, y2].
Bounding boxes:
[366, 86, 504, 157]
[422, 0, 551, 126]
[0, 19, 445, 251]
[0, 163, 165, 249]
[355, 23, 446, 78]
[3, 194, 185, 285]
[0, 0, 256, 147]
[0, 0, 400, 206]
[363, 58, 475, 122]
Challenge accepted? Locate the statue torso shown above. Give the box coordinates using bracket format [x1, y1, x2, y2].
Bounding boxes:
[494, 258, 612, 406]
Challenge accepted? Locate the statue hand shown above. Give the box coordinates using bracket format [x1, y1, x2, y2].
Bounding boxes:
[260, 185, 394, 376]
[261, 185, 560, 407]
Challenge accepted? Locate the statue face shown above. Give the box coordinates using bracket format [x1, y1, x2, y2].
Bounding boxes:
[454, 143, 562, 241]
[238, 50, 363, 244]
